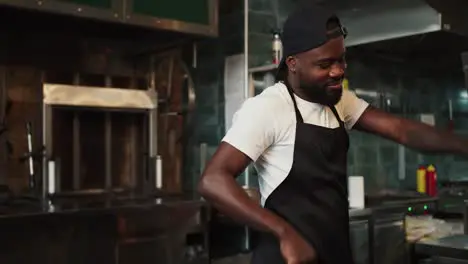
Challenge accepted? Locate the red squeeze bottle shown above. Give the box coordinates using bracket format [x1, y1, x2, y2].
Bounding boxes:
[426, 165, 437, 197]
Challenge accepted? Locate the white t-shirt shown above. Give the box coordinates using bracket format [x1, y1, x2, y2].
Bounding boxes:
[222, 82, 369, 205]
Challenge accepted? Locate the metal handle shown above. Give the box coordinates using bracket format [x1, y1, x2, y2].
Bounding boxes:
[200, 143, 207, 173]
[464, 199, 468, 235]
[155, 155, 162, 189]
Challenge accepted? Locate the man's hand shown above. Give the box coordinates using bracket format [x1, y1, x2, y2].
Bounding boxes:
[279, 227, 318, 264]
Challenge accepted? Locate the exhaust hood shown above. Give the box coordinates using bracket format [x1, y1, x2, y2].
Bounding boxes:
[336, 0, 468, 47]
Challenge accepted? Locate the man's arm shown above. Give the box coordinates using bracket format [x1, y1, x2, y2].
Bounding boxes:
[198, 97, 318, 263]
[354, 106, 468, 156]
[197, 142, 293, 238]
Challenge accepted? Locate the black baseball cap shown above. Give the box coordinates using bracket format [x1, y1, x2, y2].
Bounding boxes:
[276, 3, 348, 81]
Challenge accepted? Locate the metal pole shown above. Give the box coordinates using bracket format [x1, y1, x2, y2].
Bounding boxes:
[148, 55, 159, 190]
[243, 0, 251, 252]
[464, 199, 468, 235]
[129, 77, 137, 189]
[243, 0, 250, 188]
[72, 73, 81, 190]
[0, 66, 6, 185]
[104, 76, 112, 190]
[461, 52, 468, 91]
[41, 71, 47, 199]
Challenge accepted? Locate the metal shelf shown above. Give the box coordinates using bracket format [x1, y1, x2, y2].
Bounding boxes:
[249, 64, 278, 73]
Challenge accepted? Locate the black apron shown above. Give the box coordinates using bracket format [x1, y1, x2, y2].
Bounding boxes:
[251, 85, 353, 264]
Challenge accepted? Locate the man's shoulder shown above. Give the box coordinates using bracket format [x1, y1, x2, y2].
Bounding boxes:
[240, 83, 289, 115]
[337, 89, 357, 104]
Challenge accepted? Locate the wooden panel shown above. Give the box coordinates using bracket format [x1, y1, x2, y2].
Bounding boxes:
[56, 0, 112, 8]
[5, 67, 42, 193]
[79, 109, 106, 189]
[132, 0, 210, 25]
[0, 67, 7, 185]
[111, 112, 146, 189]
[155, 53, 185, 193]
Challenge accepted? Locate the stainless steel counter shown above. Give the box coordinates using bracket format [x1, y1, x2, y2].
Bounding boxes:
[350, 208, 373, 218]
[415, 235, 468, 261]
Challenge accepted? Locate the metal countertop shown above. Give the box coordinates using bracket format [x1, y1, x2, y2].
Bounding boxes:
[415, 235, 468, 260]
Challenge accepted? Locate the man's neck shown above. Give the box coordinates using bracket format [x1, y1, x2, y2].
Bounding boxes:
[285, 75, 315, 104]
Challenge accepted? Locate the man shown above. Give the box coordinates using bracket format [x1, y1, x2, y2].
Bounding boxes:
[198, 3, 468, 264]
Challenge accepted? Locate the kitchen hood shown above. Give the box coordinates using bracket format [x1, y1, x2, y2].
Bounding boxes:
[335, 0, 468, 47]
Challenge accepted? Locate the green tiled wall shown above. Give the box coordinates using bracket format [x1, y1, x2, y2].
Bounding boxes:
[344, 50, 468, 192]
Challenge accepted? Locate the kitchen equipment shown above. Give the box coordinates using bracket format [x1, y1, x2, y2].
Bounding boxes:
[41, 74, 158, 199]
[415, 235, 468, 263]
[437, 181, 468, 215]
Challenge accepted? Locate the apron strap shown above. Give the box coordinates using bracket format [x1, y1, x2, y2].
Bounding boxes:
[284, 82, 304, 124]
[283, 81, 345, 128]
[329, 105, 345, 128]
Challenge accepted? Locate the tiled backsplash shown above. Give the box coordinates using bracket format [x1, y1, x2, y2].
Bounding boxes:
[345, 48, 468, 192]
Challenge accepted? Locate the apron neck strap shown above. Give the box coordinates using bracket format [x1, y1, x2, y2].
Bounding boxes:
[329, 105, 345, 128]
[283, 82, 344, 127]
[284, 82, 304, 124]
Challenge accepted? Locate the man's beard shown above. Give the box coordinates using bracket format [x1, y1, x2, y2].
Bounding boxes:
[299, 79, 343, 106]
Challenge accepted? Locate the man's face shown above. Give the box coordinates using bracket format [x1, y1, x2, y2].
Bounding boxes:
[288, 37, 346, 106]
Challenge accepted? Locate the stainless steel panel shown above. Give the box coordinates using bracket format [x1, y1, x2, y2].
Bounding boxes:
[415, 235, 468, 261]
[373, 216, 409, 264]
[462, 52, 468, 92]
[431, 256, 468, 264]
[224, 54, 246, 134]
[336, 0, 468, 46]
[350, 219, 370, 264]
[338, 1, 442, 47]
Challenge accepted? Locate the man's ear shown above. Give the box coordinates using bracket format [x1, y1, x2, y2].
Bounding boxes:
[285, 56, 297, 72]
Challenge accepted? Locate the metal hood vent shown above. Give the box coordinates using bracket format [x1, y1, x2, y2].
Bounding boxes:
[336, 0, 468, 47]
